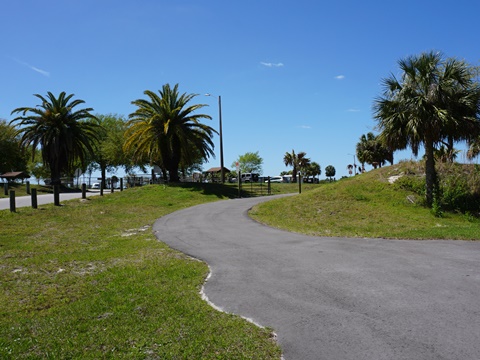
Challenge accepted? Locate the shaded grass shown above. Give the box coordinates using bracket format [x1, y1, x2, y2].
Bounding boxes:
[250, 165, 480, 240]
[0, 183, 54, 198]
[1, 183, 281, 359]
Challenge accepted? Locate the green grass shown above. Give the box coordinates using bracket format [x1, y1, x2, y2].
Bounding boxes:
[250, 165, 480, 240]
[4, 166, 477, 359]
[0, 183, 55, 198]
[0, 183, 282, 359]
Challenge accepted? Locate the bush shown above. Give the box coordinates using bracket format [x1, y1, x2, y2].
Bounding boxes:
[391, 162, 480, 215]
[393, 175, 425, 195]
[439, 174, 480, 214]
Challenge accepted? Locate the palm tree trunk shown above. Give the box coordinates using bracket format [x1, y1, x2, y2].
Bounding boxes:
[169, 164, 180, 182]
[50, 163, 62, 186]
[424, 136, 436, 207]
[101, 165, 107, 190]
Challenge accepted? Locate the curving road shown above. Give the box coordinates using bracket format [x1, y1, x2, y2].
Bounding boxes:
[153, 195, 480, 360]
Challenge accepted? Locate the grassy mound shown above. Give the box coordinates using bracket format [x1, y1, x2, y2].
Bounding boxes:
[250, 161, 480, 240]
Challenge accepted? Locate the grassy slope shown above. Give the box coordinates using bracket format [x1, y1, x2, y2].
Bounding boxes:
[250, 164, 480, 240]
[0, 184, 281, 359]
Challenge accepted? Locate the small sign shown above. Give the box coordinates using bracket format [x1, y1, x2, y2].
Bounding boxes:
[236, 162, 239, 171]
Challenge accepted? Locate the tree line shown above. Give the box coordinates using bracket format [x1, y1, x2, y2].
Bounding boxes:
[2, 84, 216, 186]
[2, 51, 480, 207]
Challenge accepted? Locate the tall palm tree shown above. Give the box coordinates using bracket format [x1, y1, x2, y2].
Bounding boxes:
[10, 92, 99, 186]
[373, 51, 480, 206]
[124, 84, 216, 182]
[283, 149, 310, 183]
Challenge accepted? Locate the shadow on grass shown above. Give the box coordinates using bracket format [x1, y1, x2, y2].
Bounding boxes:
[168, 182, 240, 199]
[168, 182, 269, 198]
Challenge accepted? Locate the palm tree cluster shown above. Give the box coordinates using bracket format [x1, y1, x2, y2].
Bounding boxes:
[9, 84, 216, 185]
[356, 132, 393, 171]
[373, 51, 480, 206]
[282, 150, 322, 182]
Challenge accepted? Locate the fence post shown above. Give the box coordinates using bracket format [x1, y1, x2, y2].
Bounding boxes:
[82, 184, 86, 199]
[298, 174, 302, 194]
[31, 188, 37, 209]
[54, 185, 60, 206]
[238, 171, 242, 198]
[9, 190, 16, 212]
[26, 181, 31, 195]
[3, 183, 7, 196]
[120, 178, 124, 192]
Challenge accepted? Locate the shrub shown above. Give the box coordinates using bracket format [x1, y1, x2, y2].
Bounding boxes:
[439, 174, 480, 214]
[393, 175, 425, 195]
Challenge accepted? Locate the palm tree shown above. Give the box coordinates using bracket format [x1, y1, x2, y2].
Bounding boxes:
[10, 92, 99, 186]
[467, 136, 480, 160]
[283, 150, 310, 183]
[124, 84, 216, 182]
[373, 51, 480, 206]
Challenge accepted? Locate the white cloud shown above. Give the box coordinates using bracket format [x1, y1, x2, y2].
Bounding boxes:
[335, 75, 345, 80]
[29, 65, 50, 77]
[12, 58, 50, 77]
[260, 62, 284, 68]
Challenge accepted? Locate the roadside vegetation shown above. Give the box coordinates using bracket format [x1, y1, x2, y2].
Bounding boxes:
[250, 161, 480, 240]
[0, 184, 282, 359]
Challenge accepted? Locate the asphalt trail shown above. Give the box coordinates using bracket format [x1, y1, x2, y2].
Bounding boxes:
[153, 195, 480, 360]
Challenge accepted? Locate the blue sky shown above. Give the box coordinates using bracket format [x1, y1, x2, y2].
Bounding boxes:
[1, 0, 479, 179]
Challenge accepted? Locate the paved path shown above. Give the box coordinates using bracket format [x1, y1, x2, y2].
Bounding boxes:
[0, 191, 101, 210]
[153, 195, 480, 360]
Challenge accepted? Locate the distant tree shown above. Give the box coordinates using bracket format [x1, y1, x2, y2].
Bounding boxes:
[26, 149, 50, 184]
[467, 136, 480, 160]
[304, 161, 321, 180]
[232, 151, 263, 174]
[180, 146, 206, 179]
[124, 84, 216, 182]
[356, 132, 393, 170]
[373, 51, 480, 206]
[91, 114, 130, 188]
[434, 145, 460, 163]
[0, 119, 27, 174]
[325, 165, 336, 181]
[283, 149, 310, 183]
